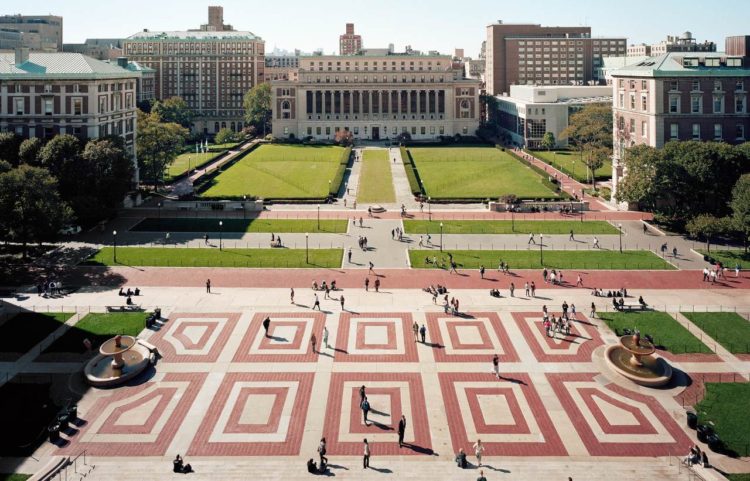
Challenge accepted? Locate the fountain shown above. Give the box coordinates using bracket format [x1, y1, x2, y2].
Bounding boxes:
[604, 330, 672, 387]
[84, 335, 152, 387]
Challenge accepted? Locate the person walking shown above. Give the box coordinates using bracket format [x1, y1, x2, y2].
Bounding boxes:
[492, 354, 500, 379]
[360, 396, 370, 425]
[473, 439, 485, 467]
[397, 415, 406, 448]
[204, 233, 209, 245]
[569, 229, 575, 241]
[369, 261, 375, 274]
[262, 316, 271, 337]
[290, 288, 295, 304]
[480, 265, 485, 279]
[593, 237, 600, 249]
[313, 293, 321, 310]
[576, 274, 583, 287]
[374, 279, 380, 292]
[363, 439, 371, 469]
[310, 333, 317, 353]
[365, 277, 370, 291]
[323, 326, 330, 349]
[347, 247, 353, 263]
[528, 233, 535, 245]
[340, 295, 345, 310]
[419, 324, 427, 344]
[590, 302, 597, 319]
[318, 437, 328, 467]
[205, 279, 211, 293]
[412, 321, 419, 342]
[359, 385, 366, 403]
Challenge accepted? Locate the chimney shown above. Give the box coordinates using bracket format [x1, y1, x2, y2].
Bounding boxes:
[15, 47, 30, 65]
[117, 56, 129, 68]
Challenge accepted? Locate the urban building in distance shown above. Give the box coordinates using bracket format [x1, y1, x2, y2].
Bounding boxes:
[610, 43, 750, 202]
[123, 6, 264, 135]
[64, 38, 124, 61]
[104, 57, 157, 105]
[339, 23, 362, 55]
[198, 6, 233, 32]
[627, 32, 716, 57]
[0, 14, 63, 52]
[485, 21, 626, 96]
[265, 50, 299, 81]
[496, 84, 612, 149]
[271, 51, 481, 141]
[0, 49, 140, 172]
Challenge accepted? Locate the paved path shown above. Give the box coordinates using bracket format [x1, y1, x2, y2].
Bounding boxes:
[389, 146, 420, 208]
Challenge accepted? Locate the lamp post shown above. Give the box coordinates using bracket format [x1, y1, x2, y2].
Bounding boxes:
[428, 196, 432, 222]
[618, 223, 623, 253]
[317, 204, 320, 231]
[157, 202, 162, 230]
[539, 233, 544, 266]
[305, 232, 309, 264]
[113, 230, 117, 264]
[440, 222, 444, 253]
[243, 195, 247, 220]
[328, 179, 332, 198]
[511, 208, 515, 232]
[219, 221, 223, 251]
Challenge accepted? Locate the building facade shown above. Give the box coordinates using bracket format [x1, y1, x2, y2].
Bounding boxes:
[0, 49, 140, 176]
[628, 32, 716, 57]
[122, 7, 264, 134]
[610, 49, 750, 202]
[0, 15, 62, 51]
[265, 54, 299, 81]
[64, 39, 124, 61]
[271, 53, 481, 141]
[339, 24, 362, 56]
[486, 21, 626, 95]
[496, 85, 612, 149]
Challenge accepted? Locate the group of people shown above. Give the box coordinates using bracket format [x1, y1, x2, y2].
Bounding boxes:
[391, 227, 405, 241]
[541, 303, 578, 338]
[443, 295, 461, 315]
[424, 284, 448, 304]
[269, 233, 283, 248]
[357, 235, 369, 251]
[684, 444, 709, 468]
[702, 263, 736, 282]
[592, 287, 628, 298]
[36, 280, 63, 297]
[311, 280, 337, 292]
[542, 267, 564, 285]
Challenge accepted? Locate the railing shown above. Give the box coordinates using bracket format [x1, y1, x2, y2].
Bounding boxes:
[668, 452, 709, 481]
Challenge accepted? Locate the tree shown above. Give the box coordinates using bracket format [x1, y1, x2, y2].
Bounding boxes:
[136, 110, 189, 189]
[397, 131, 412, 144]
[582, 146, 609, 187]
[151, 97, 194, 128]
[685, 215, 731, 253]
[243, 83, 272, 136]
[731, 174, 750, 253]
[560, 104, 613, 181]
[74, 138, 135, 222]
[541, 132, 556, 151]
[18, 137, 43, 166]
[0, 165, 72, 257]
[37, 134, 82, 180]
[334, 130, 354, 147]
[214, 128, 238, 145]
[0, 132, 23, 166]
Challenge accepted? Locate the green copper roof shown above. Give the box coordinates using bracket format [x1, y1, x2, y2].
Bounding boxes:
[0, 52, 140, 80]
[611, 52, 750, 77]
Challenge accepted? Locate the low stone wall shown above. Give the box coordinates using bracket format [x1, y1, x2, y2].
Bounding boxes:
[159, 200, 265, 212]
[489, 200, 589, 213]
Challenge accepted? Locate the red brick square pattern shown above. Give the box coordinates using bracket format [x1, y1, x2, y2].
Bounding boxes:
[426, 312, 520, 363]
[233, 312, 325, 363]
[334, 313, 419, 363]
[512, 312, 604, 362]
[149, 312, 240, 363]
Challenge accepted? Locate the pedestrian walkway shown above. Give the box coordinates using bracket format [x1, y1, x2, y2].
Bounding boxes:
[170, 139, 261, 195]
[389, 147, 420, 208]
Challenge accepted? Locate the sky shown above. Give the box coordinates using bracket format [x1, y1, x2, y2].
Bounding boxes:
[7, 0, 750, 57]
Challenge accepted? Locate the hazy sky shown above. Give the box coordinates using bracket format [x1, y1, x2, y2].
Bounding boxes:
[8, 0, 750, 57]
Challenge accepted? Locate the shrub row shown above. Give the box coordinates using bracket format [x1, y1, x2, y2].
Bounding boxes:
[400, 147, 424, 196]
[330, 146, 353, 196]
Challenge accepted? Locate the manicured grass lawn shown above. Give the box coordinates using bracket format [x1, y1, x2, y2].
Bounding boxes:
[532, 149, 612, 182]
[201, 145, 347, 199]
[682, 312, 750, 354]
[727, 475, 750, 481]
[697, 250, 750, 268]
[166, 152, 217, 180]
[0, 312, 73, 359]
[408, 147, 557, 199]
[86, 247, 343, 268]
[598, 311, 711, 354]
[44, 312, 149, 353]
[208, 142, 239, 152]
[131, 218, 348, 234]
[358, 150, 396, 203]
[404, 220, 618, 235]
[696, 383, 750, 457]
[0, 474, 31, 481]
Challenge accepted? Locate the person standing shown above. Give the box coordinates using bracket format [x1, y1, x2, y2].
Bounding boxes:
[473, 439, 485, 467]
[348, 247, 352, 263]
[477, 469, 487, 481]
[205, 279, 211, 293]
[531, 281, 536, 297]
[262, 316, 271, 337]
[313, 293, 321, 310]
[363, 439, 370, 469]
[412, 321, 419, 342]
[318, 437, 328, 467]
[360, 396, 370, 425]
[509, 282, 515, 297]
[374, 278, 380, 292]
[290, 288, 295, 304]
[359, 385, 366, 403]
[340, 295, 345, 310]
[365, 277, 370, 291]
[480, 265, 485, 279]
[524, 282, 530, 297]
[397, 415, 406, 448]
[492, 354, 500, 379]
[590, 302, 597, 319]
[310, 333, 317, 353]
[323, 326, 330, 349]
[419, 324, 427, 344]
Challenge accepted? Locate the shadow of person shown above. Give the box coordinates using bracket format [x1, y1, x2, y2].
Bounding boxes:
[369, 466, 393, 473]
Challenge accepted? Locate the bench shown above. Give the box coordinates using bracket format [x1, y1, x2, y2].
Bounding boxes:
[106, 305, 143, 312]
[619, 303, 646, 312]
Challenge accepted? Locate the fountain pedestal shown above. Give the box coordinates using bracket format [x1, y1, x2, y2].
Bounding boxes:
[85, 335, 151, 387]
[604, 334, 673, 387]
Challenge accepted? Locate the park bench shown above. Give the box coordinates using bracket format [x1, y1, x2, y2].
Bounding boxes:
[620, 303, 646, 312]
[106, 305, 143, 313]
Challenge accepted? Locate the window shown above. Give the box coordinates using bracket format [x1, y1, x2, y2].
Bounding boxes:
[692, 123, 700, 140]
[629, 118, 636, 134]
[736, 95, 747, 113]
[736, 81, 745, 91]
[642, 121, 648, 137]
[44, 84, 52, 93]
[713, 81, 722, 92]
[714, 124, 722, 140]
[618, 93, 624, 108]
[641, 80, 648, 90]
[669, 96, 679, 113]
[713, 96, 723, 113]
[691, 80, 701, 92]
[670, 81, 678, 91]
[737, 124, 745, 140]
[691, 96, 701, 113]
[670, 124, 679, 139]
[641, 95, 647, 111]
[629, 93, 635, 109]
[14, 97, 24, 115]
[44, 98, 53, 115]
[73, 97, 82, 115]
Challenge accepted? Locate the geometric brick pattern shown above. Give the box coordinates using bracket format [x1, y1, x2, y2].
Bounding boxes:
[439, 372, 566, 456]
[425, 312, 520, 363]
[512, 312, 604, 362]
[149, 313, 240, 363]
[334, 313, 419, 363]
[232, 312, 326, 363]
[188, 372, 315, 456]
[547, 372, 693, 456]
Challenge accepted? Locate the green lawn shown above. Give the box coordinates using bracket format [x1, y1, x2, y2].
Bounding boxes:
[403, 220, 618, 235]
[44, 312, 149, 353]
[86, 247, 343, 268]
[531, 149, 612, 182]
[682, 312, 750, 354]
[208, 142, 240, 152]
[727, 475, 750, 481]
[166, 152, 217, 180]
[0, 474, 31, 481]
[408, 147, 558, 199]
[696, 383, 750, 457]
[598, 311, 711, 354]
[131, 218, 348, 234]
[201, 145, 347, 199]
[358, 150, 396, 203]
[0, 312, 73, 359]
[697, 250, 750, 268]
[409, 249, 673, 270]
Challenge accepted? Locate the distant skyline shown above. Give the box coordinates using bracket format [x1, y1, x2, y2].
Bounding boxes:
[4, 0, 750, 57]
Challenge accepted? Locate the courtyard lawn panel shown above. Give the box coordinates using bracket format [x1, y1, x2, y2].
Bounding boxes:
[166, 152, 217, 180]
[357, 150, 396, 203]
[131, 218, 348, 234]
[404, 220, 618, 235]
[682, 312, 750, 354]
[598, 311, 711, 354]
[697, 250, 750, 268]
[409, 249, 673, 270]
[0, 312, 73, 359]
[201, 144, 347, 199]
[44, 312, 150, 353]
[696, 383, 750, 457]
[0, 475, 32, 481]
[409, 147, 558, 199]
[86, 247, 343, 268]
[532, 149, 612, 182]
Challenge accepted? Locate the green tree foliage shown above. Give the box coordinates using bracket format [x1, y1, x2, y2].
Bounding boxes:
[243, 83, 271, 136]
[136, 110, 189, 188]
[214, 128, 238, 145]
[37, 134, 82, 180]
[686, 214, 732, 252]
[0, 165, 72, 255]
[18, 137, 43, 166]
[561, 104, 613, 152]
[151, 96, 194, 128]
[731, 174, 750, 252]
[541, 132, 556, 151]
[0, 132, 23, 166]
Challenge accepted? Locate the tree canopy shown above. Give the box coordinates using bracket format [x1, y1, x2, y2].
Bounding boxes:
[151, 97, 194, 128]
[731, 174, 750, 251]
[243, 83, 272, 136]
[136, 110, 189, 188]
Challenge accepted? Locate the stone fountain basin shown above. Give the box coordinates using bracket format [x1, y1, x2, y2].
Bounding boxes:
[604, 344, 672, 388]
[85, 341, 151, 387]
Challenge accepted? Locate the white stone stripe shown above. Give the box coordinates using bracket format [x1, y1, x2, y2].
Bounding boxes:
[347, 318, 405, 356]
[437, 316, 505, 356]
[249, 318, 313, 355]
[164, 318, 226, 356]
[339, 381, 412, 443]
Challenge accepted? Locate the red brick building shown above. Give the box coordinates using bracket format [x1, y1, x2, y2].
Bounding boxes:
[339, 23, 362, 56]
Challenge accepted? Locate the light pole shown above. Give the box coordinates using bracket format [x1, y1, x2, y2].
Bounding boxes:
[618, 223, 623, 253]
[157, 202, 162, 230]
[317, 204, 320, 231]
[539, 233, 544, 266]
[305, 232, 309, 264]
[511, 209, 515, 232]
[219, 221, 223, 251]
[440, 222, 444, 253]
[328, 179, 332, 198]
[428, 196, 432, 222]
[243, 195, 247, 220]
[113, 230, 117, 264]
